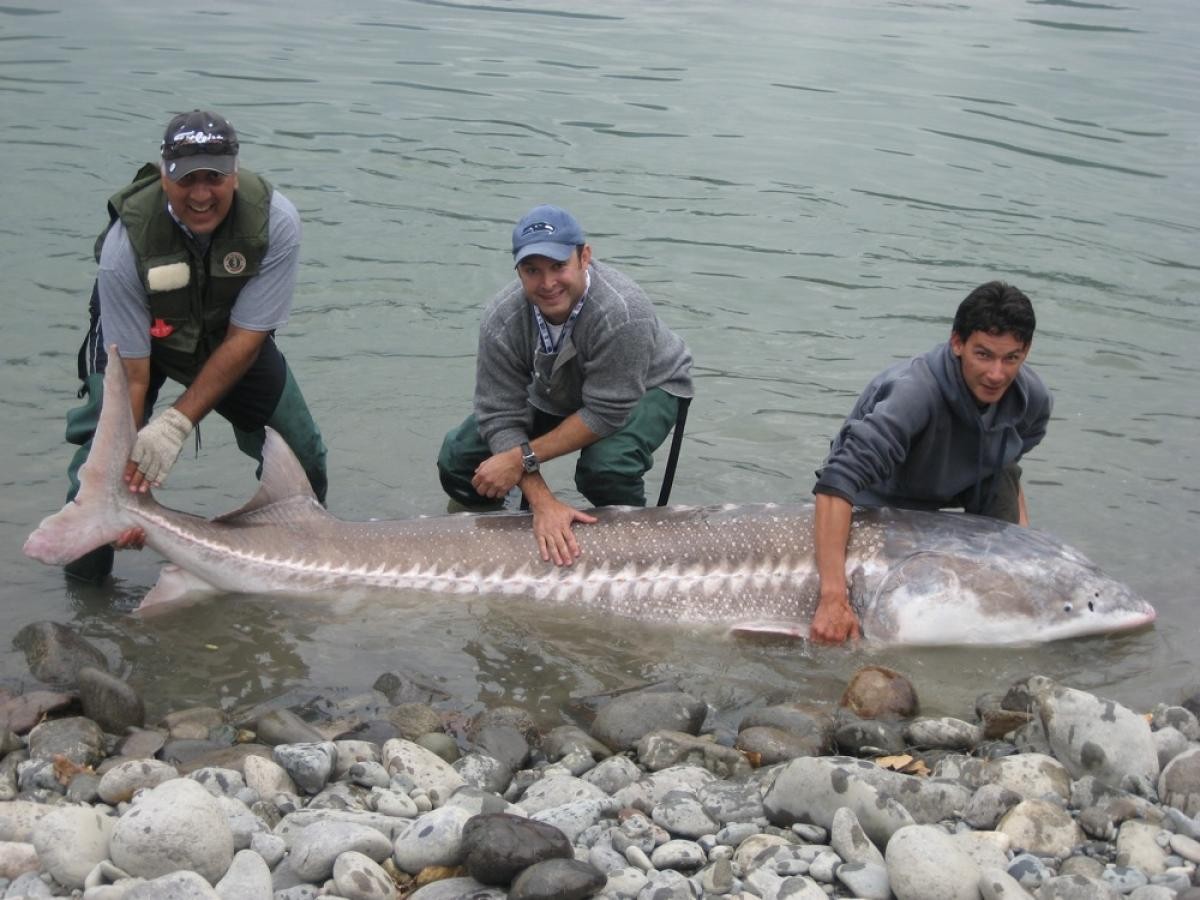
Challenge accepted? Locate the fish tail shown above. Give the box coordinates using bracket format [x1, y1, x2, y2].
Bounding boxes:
[23, 346, 138, 565]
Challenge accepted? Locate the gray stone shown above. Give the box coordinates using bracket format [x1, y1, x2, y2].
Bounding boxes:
[392, 804, 473, 873]
[110, 777, 235, 883]
[763, 755, 914, 847]
[31, 804, 114, 889]
[97, 757, 179, 804]
[382, 738, 465, 806]
[289, 820, 392, 881]
[332, 849, 397, 899]
[542, 725, 612, 762]
[652, 790, 719, 838]
[26, 715, 106, 766]
[996, 799, 1084, 858]
[1031, 678, 1159, 795]
[885, 824, 980, 900]
[125, 870, 221, 898]
[214, 848, 273, 900]
[416, 731, 460, 764]
[519, 774, 610, 814]
[454, 752, 514, 795]
[78, 666, 144, 734]
[251, 708, 324, 745]
[13, 621, 107, 688]
[462, 812, 573, 886]
[591, 690, 706, 752]
[904, 716, 983, 751]
[735, 725, 824, 764]
[530, 798, 611, 843]
[407, 876, 506, 900]
[978, 865, 1035, 900]
[580, 754, 641, 795]
[830, 805, 884, 867]
[1159, 747, 1200, 815]
[837, 861, 892, 900]
[1036, 873, 1121, 899]
[1117, 819, 1167, 875]
[964, 782, 1023, 829]
[636, 730, 751, 778]
[272, 741, 337, 795]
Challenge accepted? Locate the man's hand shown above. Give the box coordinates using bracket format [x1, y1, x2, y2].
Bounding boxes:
[530, 495, 598, 566]
[114, 527, 146, 550]
[126, 407, 192, 492]
[471, 448, 523, 500]
[810, 588, 861, 644]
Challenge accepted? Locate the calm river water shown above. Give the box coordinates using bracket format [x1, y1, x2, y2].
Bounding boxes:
[3, 0, 1197, 725]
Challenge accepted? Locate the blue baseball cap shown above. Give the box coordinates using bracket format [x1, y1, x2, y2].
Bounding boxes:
[512, 205, 586, 265]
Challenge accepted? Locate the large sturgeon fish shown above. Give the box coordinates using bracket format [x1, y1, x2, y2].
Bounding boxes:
[25, 347, 1156, 644]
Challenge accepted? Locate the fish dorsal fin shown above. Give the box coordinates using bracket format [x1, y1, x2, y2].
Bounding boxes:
[214, 427, 326, 523]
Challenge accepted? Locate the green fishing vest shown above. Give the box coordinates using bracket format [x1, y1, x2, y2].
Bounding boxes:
[100, 163, 273, 384]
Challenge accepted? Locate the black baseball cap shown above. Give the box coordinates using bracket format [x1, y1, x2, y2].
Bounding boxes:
[160, 110, 239, 182]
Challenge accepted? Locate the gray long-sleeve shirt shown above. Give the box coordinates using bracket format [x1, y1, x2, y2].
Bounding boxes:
[474, 261, 694, 453]
[814, 341, 1052, 513]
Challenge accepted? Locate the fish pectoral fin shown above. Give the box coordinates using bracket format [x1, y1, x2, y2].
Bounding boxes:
[729, 619, 810, 642]
[135, 565, 221, 613]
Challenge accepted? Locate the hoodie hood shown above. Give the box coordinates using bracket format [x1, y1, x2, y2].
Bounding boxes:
[927, 340, 1032, 432]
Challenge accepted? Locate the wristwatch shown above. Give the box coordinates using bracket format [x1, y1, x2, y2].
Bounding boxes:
[519, 441, 540, 473]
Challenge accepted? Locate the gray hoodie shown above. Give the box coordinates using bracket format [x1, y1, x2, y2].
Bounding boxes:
[474, 261, 693, 454]
[813, 341, 1052, 513]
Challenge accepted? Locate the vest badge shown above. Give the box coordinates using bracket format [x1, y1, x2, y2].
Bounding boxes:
[223, 251, 247, 275]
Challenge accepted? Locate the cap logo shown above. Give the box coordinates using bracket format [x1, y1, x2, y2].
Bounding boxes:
[223, 252, 247, 275]
[521, 222, 555, 238]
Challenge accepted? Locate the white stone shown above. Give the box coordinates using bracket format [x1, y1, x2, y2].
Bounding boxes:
[886, 824, 981, 900]
[110, 777, 234, 883]
[32, 804, 115, 889]
[332, 850, 397, 900]
[215, 848, 273, 900]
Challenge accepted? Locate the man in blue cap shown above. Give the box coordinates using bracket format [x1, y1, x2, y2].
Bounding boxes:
[61, 109, 328, 582]
[437, 205, 694, 566]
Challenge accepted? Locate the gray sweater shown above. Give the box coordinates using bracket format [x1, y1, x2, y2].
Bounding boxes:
[474, 261, 694, 453]
[814, 341, 1052, 513]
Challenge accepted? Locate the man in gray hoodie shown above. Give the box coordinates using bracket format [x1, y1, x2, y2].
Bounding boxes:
[437, 205, 694, 567]
[811, 281, 1052, 643]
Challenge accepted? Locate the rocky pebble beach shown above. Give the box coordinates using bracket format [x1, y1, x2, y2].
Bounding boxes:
[3, 620, 1200, 900]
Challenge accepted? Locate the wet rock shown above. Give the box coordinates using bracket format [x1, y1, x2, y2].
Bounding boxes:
[13, 621, 108, 688]
[470, 724, 529, 771]
[541, 725, 611, 762]
[508, 857, 605, 900]
[27, 715, 106, 767]
[416, 731, 460, 764]
[591, 690, 706, 752]
[0, 690, 76, 735]
[461, 812, 573, 885]
[164, 706, 226, 741]
[387, 702, 443, 742]
[115, 727, 167, 759]
[840, 665, 918, 720]
[252, 708, 325, 745]
[636, 729, 752, 777]
[736, 724, 824, 763]
[904, 716, 983, 751]
[833, 710, 905, 757]
[581, 754, 641, 795]
[77, 666, 144, 734]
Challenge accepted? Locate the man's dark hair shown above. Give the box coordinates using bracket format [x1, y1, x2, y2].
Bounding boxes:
[952, 281, 1036, 346]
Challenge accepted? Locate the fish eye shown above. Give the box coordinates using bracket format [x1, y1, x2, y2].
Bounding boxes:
[1063, 603, 1073, 612]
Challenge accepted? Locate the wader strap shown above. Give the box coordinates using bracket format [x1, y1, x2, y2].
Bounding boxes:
[75, 281, 106, 397]
[656, 396, 691, 507]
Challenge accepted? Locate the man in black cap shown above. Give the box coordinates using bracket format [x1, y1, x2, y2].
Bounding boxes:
[61, 109, 328, 582]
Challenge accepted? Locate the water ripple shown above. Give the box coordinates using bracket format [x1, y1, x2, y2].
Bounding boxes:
[923, 129, 1164, 178]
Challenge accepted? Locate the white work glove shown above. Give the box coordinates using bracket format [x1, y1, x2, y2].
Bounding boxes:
[130, 407, 193, 486]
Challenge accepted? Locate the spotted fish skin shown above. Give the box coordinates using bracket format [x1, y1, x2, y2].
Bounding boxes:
[24, 348, 1156, 644]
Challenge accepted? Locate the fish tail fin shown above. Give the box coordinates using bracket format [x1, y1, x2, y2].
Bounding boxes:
[23, 345, 138, 565]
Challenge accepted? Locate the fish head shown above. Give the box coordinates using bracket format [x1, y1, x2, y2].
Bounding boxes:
[858, 541, 1156, 646]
